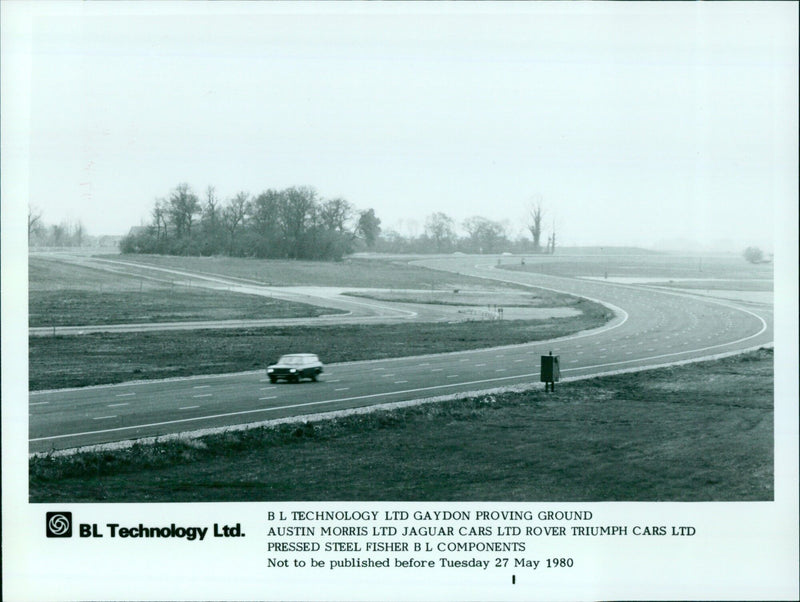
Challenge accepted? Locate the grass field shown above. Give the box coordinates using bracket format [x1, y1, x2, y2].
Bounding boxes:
[29, 297, 609, 390]
[502, 253, 774, 282]
[29, 256, 342, 326]
[103, 254, 518, 289]
[343, 288, 581, 308]
[29, 348, 773, 502]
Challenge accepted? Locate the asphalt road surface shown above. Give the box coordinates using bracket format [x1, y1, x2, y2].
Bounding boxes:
[29, 257, 773, 454]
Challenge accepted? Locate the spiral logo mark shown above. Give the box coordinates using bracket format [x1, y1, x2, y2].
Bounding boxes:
[46, 512, 72, 538]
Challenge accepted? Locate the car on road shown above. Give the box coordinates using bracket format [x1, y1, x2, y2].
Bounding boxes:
[267, 354, 324, 383]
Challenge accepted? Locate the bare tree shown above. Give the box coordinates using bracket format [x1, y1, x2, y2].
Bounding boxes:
[527, 199, 544, 252]
[223, 191, 250, 254]
[152, 198, 169, 240]
[463, 216, 507, 254]
[424, 212, 456, 252]
[280, 186, 318, 258]
[28, 205, 43, 239]
[168, 183, 201, 237]
[319, 198, 354, 233]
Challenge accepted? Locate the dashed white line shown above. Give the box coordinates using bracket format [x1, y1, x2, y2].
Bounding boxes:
[179, 406, 200, 410]
[394, 381, 408, 384]
[116, 393, 135, 398]
[30, 402, 49, 406]
[193, 385, 210, 389]
[193, 394, 212, 398]
[93, 415, 116, 420]
[335, 388, 350, 392]
[259, 396, 277, 401]
[108, 403, 129, 408]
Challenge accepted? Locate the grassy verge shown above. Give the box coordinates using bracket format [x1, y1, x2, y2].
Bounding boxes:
[30, 289, 342, 327]
[29, 348, 773, 502]
[103, 254, 523, 289]
[29, 299, 609, 390]
[343, 288, 580, 307]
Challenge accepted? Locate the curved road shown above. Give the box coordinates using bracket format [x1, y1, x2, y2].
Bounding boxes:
[29, 257, 773, 454]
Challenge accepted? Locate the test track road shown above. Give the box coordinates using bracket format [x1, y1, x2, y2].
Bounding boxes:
[29, 256, 773, 454]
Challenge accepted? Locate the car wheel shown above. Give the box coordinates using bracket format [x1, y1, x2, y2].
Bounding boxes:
[269, 376, 277, 384]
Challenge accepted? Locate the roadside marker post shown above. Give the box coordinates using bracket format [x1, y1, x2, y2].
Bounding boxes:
[541, 351, 560, 392]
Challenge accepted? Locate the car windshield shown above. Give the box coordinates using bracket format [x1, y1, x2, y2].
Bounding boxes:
[279, 356, 307, 365]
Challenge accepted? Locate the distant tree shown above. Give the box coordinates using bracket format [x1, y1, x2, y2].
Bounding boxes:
[743, 246, 764, 264]
[280, 186, 318, 259]
[28, 205, 43, 239]
[152, 198, 169, 241]
[223, 191, 250, 255]
[527, 199, 544, 252]
[167, 183, 201, 238]
[357, 208, 382, 249]
[248, 189, 284, 257]
[319, 198, 354, 234]
[424, 212, 456, 252]
[463, 216, 507, 254]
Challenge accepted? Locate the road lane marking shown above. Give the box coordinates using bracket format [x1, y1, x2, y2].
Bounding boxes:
[92, 415, 116, 420]
[30, 402, 49, 406]
[259, 396, 277, 400]
[179, 406, 200, 410]
[394, 380, 408, 384]
[260, 387, 276, 391]
[193, 385, 210, 389]
[29, 293, 771, 444]
[108, 403, 129, 408]
[335, 388, 350, 392]
[193, 394, 212, 398]
[116, 393, 136, 397]
[431, 368, 443, 372]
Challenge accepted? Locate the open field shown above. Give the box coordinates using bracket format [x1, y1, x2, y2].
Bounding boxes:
[29, 348, 773, 502]
[501, 252, 774, 282]
[344, 288, 580, 308]
[101, 253, 521, 289]
[29, 256, 343, 326]
[29, 297, 608, 390]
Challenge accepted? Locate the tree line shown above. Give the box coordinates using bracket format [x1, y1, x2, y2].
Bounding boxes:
[374, 204, 556, 255]
[120, 184, 382, 261]
[28, 208, 89, 247]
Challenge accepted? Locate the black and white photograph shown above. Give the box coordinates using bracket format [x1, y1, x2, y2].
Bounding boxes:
[2, 1, 798, 600]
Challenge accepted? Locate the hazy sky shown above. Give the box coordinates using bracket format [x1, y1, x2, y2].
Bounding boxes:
[7, 2, 798, 249]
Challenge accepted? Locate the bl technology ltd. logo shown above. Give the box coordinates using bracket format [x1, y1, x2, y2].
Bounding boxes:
[46, 512, 73, 538]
